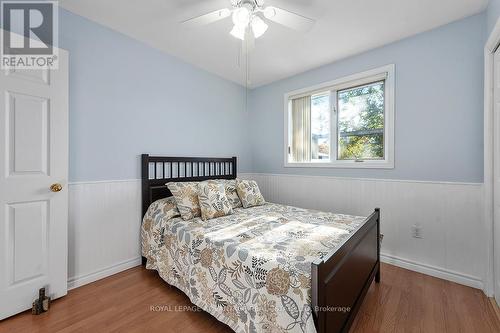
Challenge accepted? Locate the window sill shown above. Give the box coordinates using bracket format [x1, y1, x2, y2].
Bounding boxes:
[284, 161, 394, 169]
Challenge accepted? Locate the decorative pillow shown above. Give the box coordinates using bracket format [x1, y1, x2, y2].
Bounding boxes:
[166, 182, 201, 220]
[198, 180, 233, 220]
[219, 179, 243, 209]
[156, 196, 180, 220]
[235, 179, 265, 208]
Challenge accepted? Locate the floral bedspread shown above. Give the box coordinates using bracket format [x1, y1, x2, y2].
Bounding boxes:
[141, 200, 366, 333]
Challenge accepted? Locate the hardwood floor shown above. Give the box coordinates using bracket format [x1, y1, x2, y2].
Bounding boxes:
[1, 263, 499, 333]
[351, 264, 500, 332]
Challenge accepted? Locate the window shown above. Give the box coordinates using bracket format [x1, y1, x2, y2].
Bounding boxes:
[285, 65, 394, 168]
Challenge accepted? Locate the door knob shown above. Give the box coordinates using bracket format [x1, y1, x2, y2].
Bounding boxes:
[50, 183, 63, 192]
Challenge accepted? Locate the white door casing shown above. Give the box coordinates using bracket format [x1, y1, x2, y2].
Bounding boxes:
[0, 50, 68, 319]
[494, 48, 500, 305]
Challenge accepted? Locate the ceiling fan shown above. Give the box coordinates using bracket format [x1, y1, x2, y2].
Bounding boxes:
[182, 0, 315, 41]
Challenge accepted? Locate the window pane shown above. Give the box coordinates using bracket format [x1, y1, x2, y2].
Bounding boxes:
[337, 81, 384, 160]
[311, 93, 330, 161]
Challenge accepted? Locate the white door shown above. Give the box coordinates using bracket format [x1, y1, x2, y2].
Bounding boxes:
[0, 50, 68, 319]
[494, 47, 500, 305]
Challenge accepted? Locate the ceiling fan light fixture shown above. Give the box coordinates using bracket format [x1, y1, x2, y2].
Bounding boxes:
[263, 7, 276, 19]
[251, 16, 268, 38]
[230, 25, 246, 40]
[232, 7, 250, 27]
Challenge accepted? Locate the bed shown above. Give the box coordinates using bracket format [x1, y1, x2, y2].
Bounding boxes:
[141, 155, 380, 333]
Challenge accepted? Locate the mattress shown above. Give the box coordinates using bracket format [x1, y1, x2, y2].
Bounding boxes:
[141, 200, 367, 333]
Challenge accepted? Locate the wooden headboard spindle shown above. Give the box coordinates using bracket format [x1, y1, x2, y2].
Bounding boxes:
[141, 155, 237, 217]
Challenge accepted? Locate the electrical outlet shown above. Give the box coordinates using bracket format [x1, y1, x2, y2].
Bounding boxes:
[412, 225, 423, 239]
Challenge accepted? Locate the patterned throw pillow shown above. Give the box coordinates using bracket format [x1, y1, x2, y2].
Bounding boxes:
[156, 196, 180, 220]
[166, 182, 201, 220]
[235, 179, 265, 208]
[198, 180, 233, 220]
[219, 179, 243, 209]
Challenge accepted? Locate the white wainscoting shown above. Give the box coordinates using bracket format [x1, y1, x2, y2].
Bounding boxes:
[67, 180, 142, 289]
[241, 173, 486, 290]
[66, 175, 486, 292]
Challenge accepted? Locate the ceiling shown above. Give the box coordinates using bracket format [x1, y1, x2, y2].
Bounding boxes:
[59, 0, 488, 88]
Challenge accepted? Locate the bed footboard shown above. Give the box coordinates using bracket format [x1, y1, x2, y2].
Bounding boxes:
[311, 208, 380, 333]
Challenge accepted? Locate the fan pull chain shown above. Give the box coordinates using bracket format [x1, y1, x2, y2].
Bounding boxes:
[245, 37, 250, 112]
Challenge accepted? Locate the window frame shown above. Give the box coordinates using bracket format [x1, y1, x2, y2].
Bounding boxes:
[284, 64, 395, 169]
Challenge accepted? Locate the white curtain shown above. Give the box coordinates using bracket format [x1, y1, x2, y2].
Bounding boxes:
[291, 95, 311, 162]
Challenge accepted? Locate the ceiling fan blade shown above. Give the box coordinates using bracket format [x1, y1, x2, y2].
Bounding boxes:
[182, 8, 231, 28]
[263, 6, 315, 32]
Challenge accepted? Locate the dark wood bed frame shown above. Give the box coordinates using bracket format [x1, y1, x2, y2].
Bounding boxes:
[141, 154, 380, 333]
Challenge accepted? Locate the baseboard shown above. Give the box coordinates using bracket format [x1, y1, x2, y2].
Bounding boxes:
[489, 298, 500, 323]
[381, 253, 484, 290]
[66, 254, 484, 292]
[67, 256, 142, 290]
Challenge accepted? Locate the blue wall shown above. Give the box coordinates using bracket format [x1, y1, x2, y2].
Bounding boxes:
[54, 8, 487, 183]
[58, 9, 251, 182]
[488, 0, 500, 35]
[249, 13, 486, 183]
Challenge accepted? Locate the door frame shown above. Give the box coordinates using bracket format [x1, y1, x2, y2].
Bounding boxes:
[484, 18, 500, 299]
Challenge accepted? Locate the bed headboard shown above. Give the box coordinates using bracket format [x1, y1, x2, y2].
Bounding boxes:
[141, 154, 237, 217]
